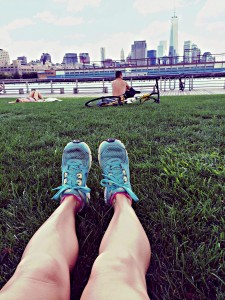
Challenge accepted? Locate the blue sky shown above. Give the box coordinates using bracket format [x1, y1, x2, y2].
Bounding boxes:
[1, 0, 225, 63]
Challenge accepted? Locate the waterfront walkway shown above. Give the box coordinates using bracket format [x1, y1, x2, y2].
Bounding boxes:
[1, 88, 225, 99]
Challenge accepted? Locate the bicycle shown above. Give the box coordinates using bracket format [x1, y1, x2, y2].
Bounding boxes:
[85, 80, 160, 107]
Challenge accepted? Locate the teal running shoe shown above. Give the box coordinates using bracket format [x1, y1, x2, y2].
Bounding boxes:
[52, 140, 92, 211]
[98, 138, 138, 205]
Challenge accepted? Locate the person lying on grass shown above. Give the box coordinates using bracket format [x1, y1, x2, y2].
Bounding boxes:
[8, 89, 45, 103]
[8, 97, 45, 103]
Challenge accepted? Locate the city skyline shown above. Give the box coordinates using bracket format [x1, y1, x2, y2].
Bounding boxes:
[1, 0, 225, 63]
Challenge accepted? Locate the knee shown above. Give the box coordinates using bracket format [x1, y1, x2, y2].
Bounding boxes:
[83, 252, 149, 300]
[91, 250, 140, 278]
[16, 253, 68, 284]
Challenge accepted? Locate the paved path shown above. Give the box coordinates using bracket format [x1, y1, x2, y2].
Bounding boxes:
[1, 88, 225, 99]
[160, 89, 225, 96]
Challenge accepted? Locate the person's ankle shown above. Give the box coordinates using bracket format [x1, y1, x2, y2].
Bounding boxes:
[60, 194, 82, 213]
[111, 192, 132, 207]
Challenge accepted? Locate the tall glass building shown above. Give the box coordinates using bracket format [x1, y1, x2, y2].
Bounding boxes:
[183, 41, 192, 63]
[168, 13, 178, 62]
[100, 47, 105, 64]
[147, 50, 157, 65]
[131, 41, 147, 65]
[120, 48, 125, 62]
[157, 41, 167, 58]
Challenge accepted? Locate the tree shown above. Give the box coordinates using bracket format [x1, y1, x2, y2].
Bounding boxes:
[22, 72, 38, 79]
[0, 72, 12, 79]
[13, 71, 21, 79]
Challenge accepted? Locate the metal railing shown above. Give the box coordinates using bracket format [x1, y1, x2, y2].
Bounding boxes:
[1, 77, 225, 96]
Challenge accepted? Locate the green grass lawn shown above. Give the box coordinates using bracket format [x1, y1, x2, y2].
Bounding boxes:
[0, 95, 224, 299]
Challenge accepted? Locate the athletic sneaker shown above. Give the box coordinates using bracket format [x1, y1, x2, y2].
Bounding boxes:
[98, 138, 138, 205]
[52, 140, 92, 211]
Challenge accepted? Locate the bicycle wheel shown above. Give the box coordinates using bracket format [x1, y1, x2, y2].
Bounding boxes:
[85, 96, 122, 107]
[139, 93, 160, 104]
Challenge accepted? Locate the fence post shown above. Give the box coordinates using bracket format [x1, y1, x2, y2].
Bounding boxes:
[73, 87, 78, 94]
[189, 76, 194, 91]
[1, 82, 6, 94]
[160, 77, 162, 91]
[26, 81, 29, 93]
[103, 87, 108, 93]
[50, 80, 53, 94]
[60, 88, 64, 94]
[19, 88, 24, 94]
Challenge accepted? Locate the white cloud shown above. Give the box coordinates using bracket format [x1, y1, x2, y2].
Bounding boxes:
[0, 29, 11, 46]
[205, 21, 225, 32]
[35, 11, 83, 26]
[196, 0, 225, 23]
[64, 33, 85, 39]
[4, 19, 35, 31]
[133, 0, 205, 15]
[68, 0, 101, 12]
[52, 0, 101, 12]
[133, 0, 183, 15]
[0, 18, 36, 57]
[140, 21, 169, 43]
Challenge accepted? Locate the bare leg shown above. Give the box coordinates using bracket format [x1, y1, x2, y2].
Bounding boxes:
[0, 196, 80, 300]
[38, 92, 43, 100]
[81, 194, 151, 300]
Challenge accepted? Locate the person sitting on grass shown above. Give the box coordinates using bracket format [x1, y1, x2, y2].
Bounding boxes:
[0, 138, 151, 300]
[112, 70, 130, 96]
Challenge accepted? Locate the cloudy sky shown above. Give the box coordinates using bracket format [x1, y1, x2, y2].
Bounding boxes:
[1, 0, 225, 63]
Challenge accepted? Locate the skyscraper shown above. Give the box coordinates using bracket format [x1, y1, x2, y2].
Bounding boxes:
[183, 41, 201, 63]
[100, 47, 105, 64]
[62, 53, 78, 65]
[168, 12, 178, 62]
[157, 41, 167, 58]
[120, 48, 125, 61]
[131, 41, 147, 65]
[0, 49, 10, 66]
[147, 50, 157, 65]
[183, 41, 192, 63]
[191, 43, 201, 63]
